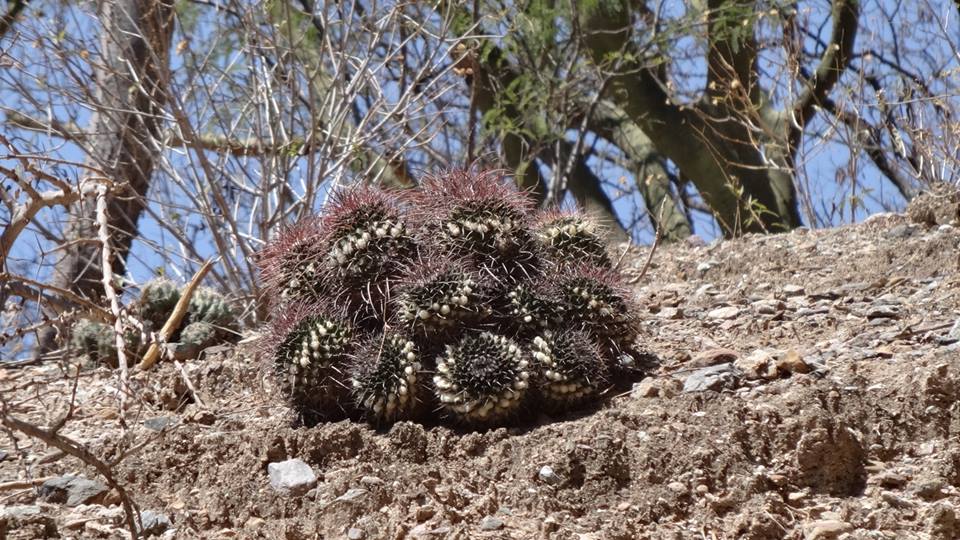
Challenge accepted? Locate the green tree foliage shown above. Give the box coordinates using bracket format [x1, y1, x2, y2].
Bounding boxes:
[446, 0, 865, 237]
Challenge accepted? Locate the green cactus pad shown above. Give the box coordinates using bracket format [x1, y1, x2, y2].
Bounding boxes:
[503, 282, 556, 334]
[443, 204, 527, 256]
[415, 170, 540, 282]
[396, 260, 487, 337]
[257, 216, 327, 305]
[555, 265, 638, 344]
[267, 302, 353, 420]
[322, 188, 416, 287]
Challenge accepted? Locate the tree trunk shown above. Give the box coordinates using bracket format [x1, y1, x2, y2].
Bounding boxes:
[35, 0, 174, 358]
[591, 101, 692, 242]
[466, 38, 629, 241]
[578, 0, 806, 235]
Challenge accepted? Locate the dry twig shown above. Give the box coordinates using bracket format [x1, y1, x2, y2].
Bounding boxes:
[174, 360, 206, 408]
[138, 260, 213, 370]
[635, 199, 667, 281]
[0, 409, 141, 539]
[0, 475, 56, 491]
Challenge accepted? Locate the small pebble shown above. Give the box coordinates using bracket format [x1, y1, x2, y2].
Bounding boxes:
[416, 505, 436, 522]
[139, 510, 172, 537]
[657, 307, 681, 319]
[696, 261, 717, 274]
[538, 466, 561, 485]
[803, 519, 852, 540]
[683, 363, 740, 393]
[782, 284, 805, 296]
[336, 488, 369, 503]
[143, 417, 176, 431]
[267, 459, 317, 497]
[360, 476, 383, 487]
[480, 517, 504, 531]
[707, 306, 740, 320]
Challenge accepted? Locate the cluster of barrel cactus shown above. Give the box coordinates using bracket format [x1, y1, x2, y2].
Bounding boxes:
[258, 169, 643, 427]
[70, 279, 238, 366]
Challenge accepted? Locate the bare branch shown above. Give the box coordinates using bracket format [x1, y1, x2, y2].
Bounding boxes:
[821, 97, 917, 200]
[588, 100, 692, 241]
[95, 185, 131, 421]
[0, 409, 141, 539]
[792, 0, 860, 129]
[706, 0, 760, 107]
[0, 274, 114, 320]
[5, 111, 316, 157]
[0, 163, 105, 275]
[0, 0, 28, 40]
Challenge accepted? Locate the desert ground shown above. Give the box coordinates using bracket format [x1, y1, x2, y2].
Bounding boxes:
[3, 192, 960, 539]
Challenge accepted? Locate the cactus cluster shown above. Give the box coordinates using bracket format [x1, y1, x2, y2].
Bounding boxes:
[70, 279, 239, 366]
[258, 169, 643, 427]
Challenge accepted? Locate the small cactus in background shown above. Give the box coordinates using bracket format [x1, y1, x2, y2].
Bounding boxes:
[536, 212, 611, 269]
[73, 280, 241, 368]
[166, 321, 218, 361]
[266, 301, 353, 421]
[532, 329, 608, 409]
[187, 287, 237, 335]
[70, 319, 116, 366]
[433, 332, 530, 424]
[348, 332, 421, 424]
[168, 285, 240, 359]
[70, 319, 142, 367]
[256, 169, 650, 428]
[137, 278, 182, 330]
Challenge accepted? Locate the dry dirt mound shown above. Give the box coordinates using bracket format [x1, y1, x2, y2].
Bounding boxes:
[3, 211, 960, 539]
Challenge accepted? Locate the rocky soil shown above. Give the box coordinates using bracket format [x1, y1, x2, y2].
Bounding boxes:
[3, 193, 960, 539]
